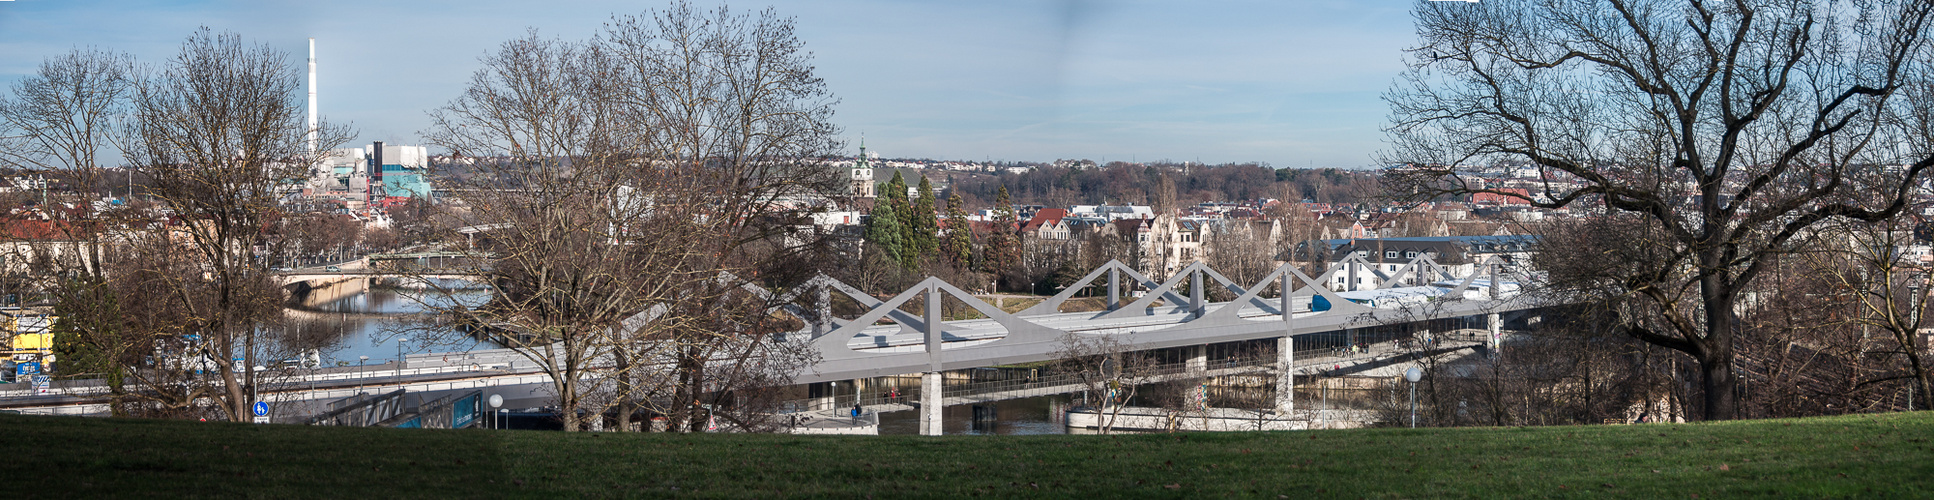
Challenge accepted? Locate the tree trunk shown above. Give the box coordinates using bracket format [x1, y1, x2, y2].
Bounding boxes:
[613, 350, 637, 432]
[557, 370, 581, 432]
[1695, 257, 1740, 421]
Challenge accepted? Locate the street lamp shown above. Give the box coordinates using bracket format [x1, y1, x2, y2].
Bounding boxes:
[395, 337, 409, 378]
[357, 355, 369, 394]
[1404, 366, 1423, 429]
[488, 394, 503, 430]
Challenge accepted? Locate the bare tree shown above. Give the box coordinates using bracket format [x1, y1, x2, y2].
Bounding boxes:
[1205, 220, 1278, 301]
[1053, 332, 1158, 434]
[123, 28, 352, 422]
[1802, 219, 1934, 409]
[0, 47, 133, 202]
[1383, 0, 1934, 420]
[422, 2, 841, 432]
[0, 48, 138, 409]
[423, 31, 705, 432]
[596, 2, 842, 432]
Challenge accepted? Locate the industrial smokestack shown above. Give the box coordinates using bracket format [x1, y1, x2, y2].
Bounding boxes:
[373, 141, 384, 183]
[307, 38, 318, 158]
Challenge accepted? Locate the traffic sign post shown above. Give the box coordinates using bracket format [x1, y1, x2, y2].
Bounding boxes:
[252, 401, 269, 424]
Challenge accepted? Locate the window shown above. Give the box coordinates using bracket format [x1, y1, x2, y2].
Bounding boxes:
[1386, 250, 1399, 259]
[1406, 251, 1418, 258]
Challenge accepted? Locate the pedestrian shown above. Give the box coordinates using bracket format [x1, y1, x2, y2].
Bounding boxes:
[887, 387, 900, 403]
[851, 403, 862, 418]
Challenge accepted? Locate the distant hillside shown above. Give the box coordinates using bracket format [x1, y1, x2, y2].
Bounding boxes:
[931, 164, 1382, 210]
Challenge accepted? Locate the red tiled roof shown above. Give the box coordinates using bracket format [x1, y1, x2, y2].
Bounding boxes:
[2, 219, 88, 240]
[1021, 208, 1069, 232]
[1472, 189, 1532, 205]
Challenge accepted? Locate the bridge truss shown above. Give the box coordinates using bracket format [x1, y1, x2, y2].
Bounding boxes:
[771, 252, 1546, 386]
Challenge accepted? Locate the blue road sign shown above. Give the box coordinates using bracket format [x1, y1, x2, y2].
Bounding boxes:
[15, 362, 39, 376]
[252, 401, 269, 417]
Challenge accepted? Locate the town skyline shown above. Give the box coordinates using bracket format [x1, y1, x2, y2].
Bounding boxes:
[0, 0, 1414, 169]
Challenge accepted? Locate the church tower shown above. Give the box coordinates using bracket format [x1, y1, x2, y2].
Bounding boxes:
[850, 138, 876, 198]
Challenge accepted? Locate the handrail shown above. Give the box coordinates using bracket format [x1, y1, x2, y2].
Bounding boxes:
[780, 353, 1282, 411]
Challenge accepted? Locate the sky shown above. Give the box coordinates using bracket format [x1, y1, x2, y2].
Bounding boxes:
[0, 0, 1420, 169]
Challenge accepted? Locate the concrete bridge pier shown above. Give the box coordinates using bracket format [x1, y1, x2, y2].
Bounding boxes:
[1275, 336, 1294, 413]
[920, 281, 944, 436]
[1277, 270, 1295, 413]
[920, 371, 942, 435]
[1487, 312, 1501, 350]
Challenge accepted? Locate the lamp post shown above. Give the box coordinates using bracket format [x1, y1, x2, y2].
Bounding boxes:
[488, 394, 503, 430]
[357, 355, 369, 394]
[395, 337, 409, 378]
[1404, 367, 1423, 429]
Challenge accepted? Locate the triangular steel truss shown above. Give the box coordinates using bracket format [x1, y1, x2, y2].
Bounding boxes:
[749, 254, 1542, 382]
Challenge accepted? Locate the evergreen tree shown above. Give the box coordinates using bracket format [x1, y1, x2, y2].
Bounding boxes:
[943, 192, 974, 267]
[985, 185, 1022, 290]
[911, 175, 940, 260]
[863, 199, 904, 267]
[882, 170, 916, 268]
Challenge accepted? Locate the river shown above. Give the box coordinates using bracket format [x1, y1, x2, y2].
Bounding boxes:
[286, 281, 495, 367]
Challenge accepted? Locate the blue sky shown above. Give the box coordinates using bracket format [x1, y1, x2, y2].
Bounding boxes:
[0, 0, 1418, 168]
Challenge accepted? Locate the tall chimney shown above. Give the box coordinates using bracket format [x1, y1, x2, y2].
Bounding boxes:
[373, 141, 384, 184]
[307, 38, 318, 158]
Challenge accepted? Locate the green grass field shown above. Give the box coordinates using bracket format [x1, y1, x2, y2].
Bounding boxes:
[5, 411, 1930, 498]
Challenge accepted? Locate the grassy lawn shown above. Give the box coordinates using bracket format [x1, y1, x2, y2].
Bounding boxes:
[5, 411, 1931, 498]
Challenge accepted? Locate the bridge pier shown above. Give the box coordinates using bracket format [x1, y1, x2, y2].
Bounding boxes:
[920, 372, 942, 435]
[921, 281, 944, 436]
[1186, 345, 1206, 375]
[1487, 312, 1501, 350]
[1276, 336, 1294, 413]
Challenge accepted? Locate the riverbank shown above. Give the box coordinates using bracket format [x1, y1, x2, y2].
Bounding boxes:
[3, 411, 1928, 497]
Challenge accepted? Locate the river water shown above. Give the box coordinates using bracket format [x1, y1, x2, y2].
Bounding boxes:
[286, 283, 495, 368]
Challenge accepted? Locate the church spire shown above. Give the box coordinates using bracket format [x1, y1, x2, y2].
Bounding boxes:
[849, 134, 875, 198]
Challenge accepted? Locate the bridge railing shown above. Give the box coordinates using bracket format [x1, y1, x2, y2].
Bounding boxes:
[946, 353, 1279, 402]
[782, 353, 1283, 411]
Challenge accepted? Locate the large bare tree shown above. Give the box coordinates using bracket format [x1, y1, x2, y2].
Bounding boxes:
[598, 2, 842, 431]
[423, 2, 841, 432]
[1383, 0, 1934, 420]
[0, 48, 138, 408]
[123, 28, 351, 422]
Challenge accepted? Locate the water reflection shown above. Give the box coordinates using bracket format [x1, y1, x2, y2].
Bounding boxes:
[284, 282, 496, 366]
